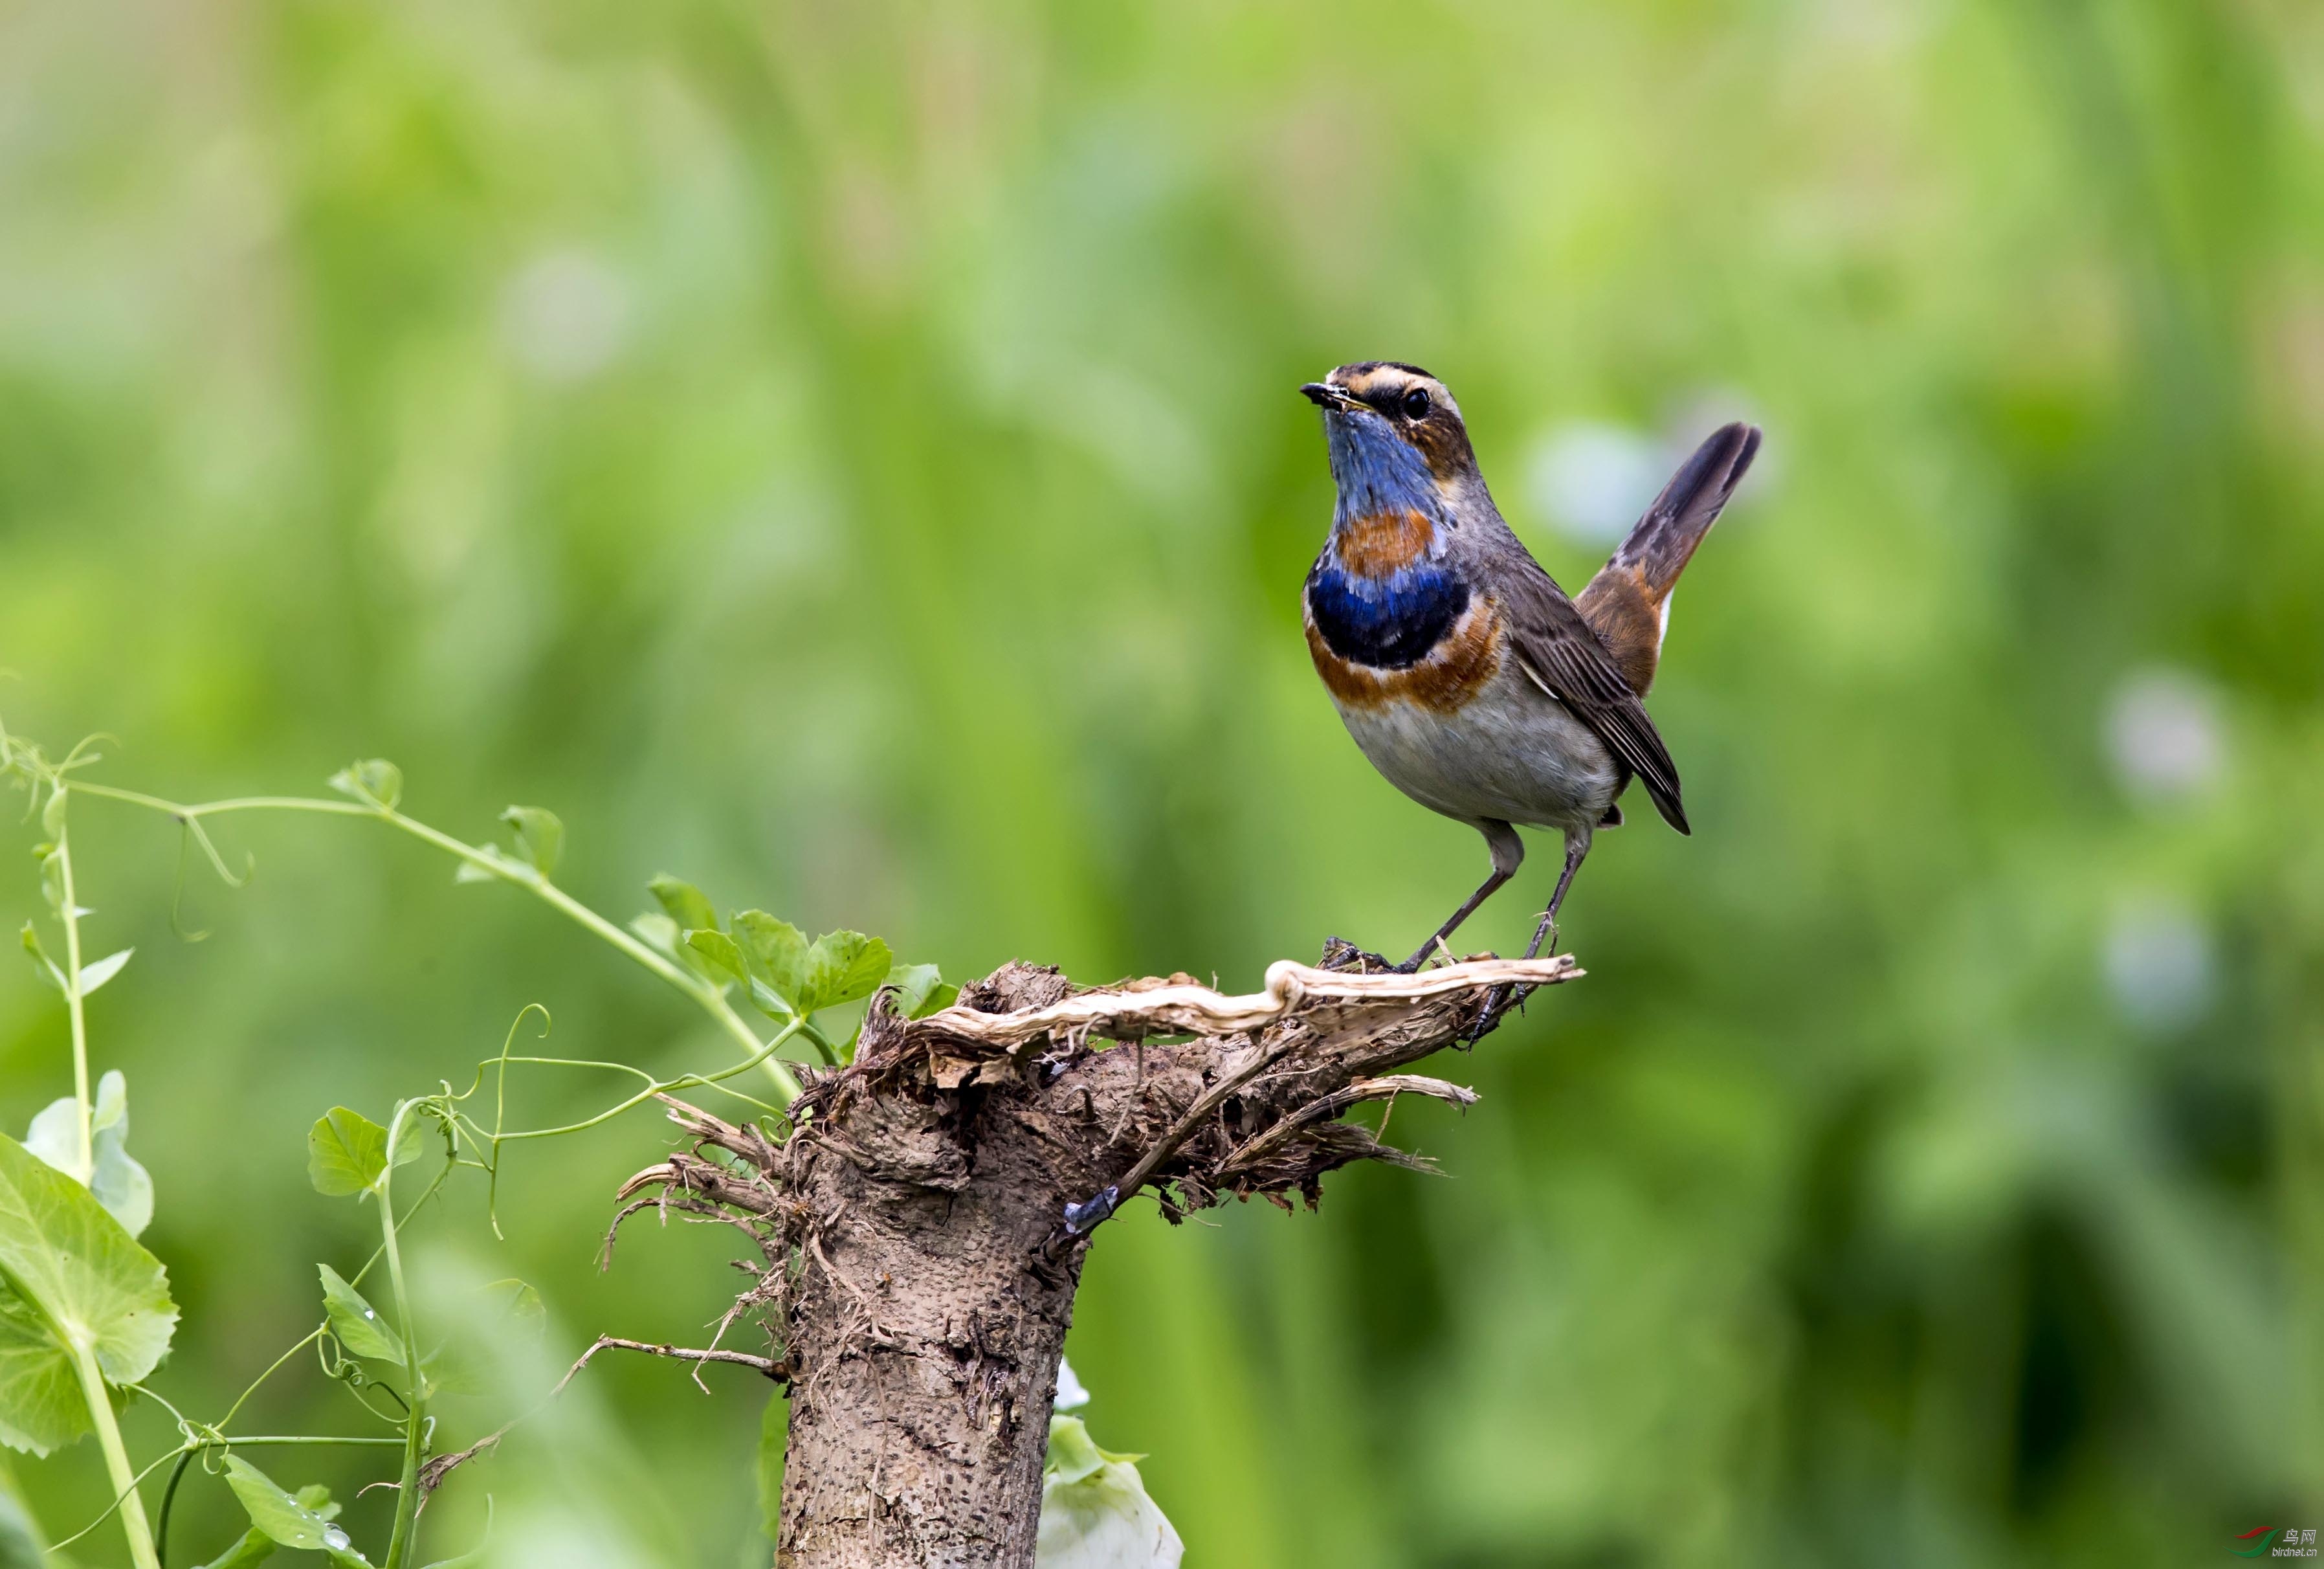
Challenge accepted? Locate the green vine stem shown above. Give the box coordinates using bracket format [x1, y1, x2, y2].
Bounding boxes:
[71, 1335, 162, 1569]
[66, 783, 805, 1109]
[50, 804, 96, 1184]
[377, 1100, 426, 1569]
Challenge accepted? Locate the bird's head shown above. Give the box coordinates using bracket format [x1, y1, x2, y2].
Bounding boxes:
[1300, 362, 1481, 506]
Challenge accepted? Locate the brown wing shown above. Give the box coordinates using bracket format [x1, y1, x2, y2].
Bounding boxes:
[1501, 563, 1690, 834]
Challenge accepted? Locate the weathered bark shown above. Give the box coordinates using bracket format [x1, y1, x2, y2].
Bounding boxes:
[623, 950, 1578, 1569]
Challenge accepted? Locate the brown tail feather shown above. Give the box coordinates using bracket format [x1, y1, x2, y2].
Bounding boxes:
[1575, 421, 1761, 694]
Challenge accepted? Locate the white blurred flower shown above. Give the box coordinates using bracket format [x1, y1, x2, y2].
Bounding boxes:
[1523, 421, 1664, 548]
[501, 247, 632, 384]
[1039, 1416, 1182, 1569]
[2104, 667, 2224, 803]
[492, 1513, 657, 1569]
[1054, 1355, 1091, 1411]
[2103, 898, 2217, 1032]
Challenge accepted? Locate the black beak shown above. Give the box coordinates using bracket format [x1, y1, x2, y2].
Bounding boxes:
[1300, 382, 1355, 410]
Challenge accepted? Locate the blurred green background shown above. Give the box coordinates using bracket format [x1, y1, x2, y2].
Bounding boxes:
[4, 0, 2322, 1564]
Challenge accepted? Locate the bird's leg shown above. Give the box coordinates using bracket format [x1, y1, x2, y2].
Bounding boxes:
[1522, 830, 1590, 959]
[1392, 869, 1509, 972]
[1393, 819, 1523, 973]
[1468, 827, 1589, 1038]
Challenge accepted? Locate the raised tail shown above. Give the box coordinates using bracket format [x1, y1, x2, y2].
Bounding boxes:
[1575, 421, 1761, 695]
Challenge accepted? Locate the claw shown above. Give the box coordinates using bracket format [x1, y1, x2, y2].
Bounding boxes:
[1061, 1185, 1121, 1236]
[1319, 936, 1395, 974]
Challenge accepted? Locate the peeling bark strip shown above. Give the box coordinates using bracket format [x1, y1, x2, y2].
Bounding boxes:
[615, 950, 1580, 1569]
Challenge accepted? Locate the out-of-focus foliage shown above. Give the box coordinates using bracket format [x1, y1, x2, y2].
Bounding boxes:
[2, 0, 2319, 1564]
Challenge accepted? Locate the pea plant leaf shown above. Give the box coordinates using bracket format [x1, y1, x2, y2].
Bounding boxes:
[306, 1108, 423, 1198]
[25, 1071, 153, 1237]
[451, 843, 516, 885]
[326, 760, 403, 812]
[16, 927, 60, 994]
[887, 963, 959, 1020]
[733, 912, 812, 1013]
[647, 875, 717, 934]
[658, 922, 732, 984]
[74, 948, 131, 997]
[0, 1285, 83, 1456]
[804, 931, 892, 1014]
[85, 1074, 153, 1238]
[316, 1265, 404, 1364]
[419, 1339, 481, 1399]
[0, 1132, 178, 1456]
[23, 1100, 80, 1174]
[195, 1481, 341, 1566]
[685, 929, 749, 988]
[192, 1526, 279, 1569]
[730, 917, 893, 1017]
[498, 807, 564, 878]
[222, 1457, 369, 1564]
[629, 911, 680, 954]
[36, 851, 67, 920]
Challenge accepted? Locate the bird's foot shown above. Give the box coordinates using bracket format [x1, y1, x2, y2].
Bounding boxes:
[1462, 982, 1531, 1045]
[1319, 936, 1398, 974]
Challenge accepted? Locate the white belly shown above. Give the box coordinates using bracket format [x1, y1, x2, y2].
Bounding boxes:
[1334, 662, 1621, 832]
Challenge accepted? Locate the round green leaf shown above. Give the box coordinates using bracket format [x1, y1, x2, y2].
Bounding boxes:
[306, 1108, 421, 1198]
[804, 931, 891, 1013]
[0, 1285, 85, 1456]
[0, 1132, 177, 1454]
[732, 912, 810, 1008]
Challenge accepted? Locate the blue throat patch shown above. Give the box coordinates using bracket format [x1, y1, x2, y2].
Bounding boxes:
[1325, 408, 1445, 524]
[1306, 559, 1470, 670]
[1311, 410, 1468, 669]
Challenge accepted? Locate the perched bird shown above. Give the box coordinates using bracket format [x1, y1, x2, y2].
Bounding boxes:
[1300, 362, 1760, 971]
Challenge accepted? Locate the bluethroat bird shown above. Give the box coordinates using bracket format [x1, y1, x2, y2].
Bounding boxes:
[1300, 362, 1760, 973]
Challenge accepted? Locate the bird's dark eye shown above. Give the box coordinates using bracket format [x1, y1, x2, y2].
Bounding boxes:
[1401, 386, 1432, 419]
